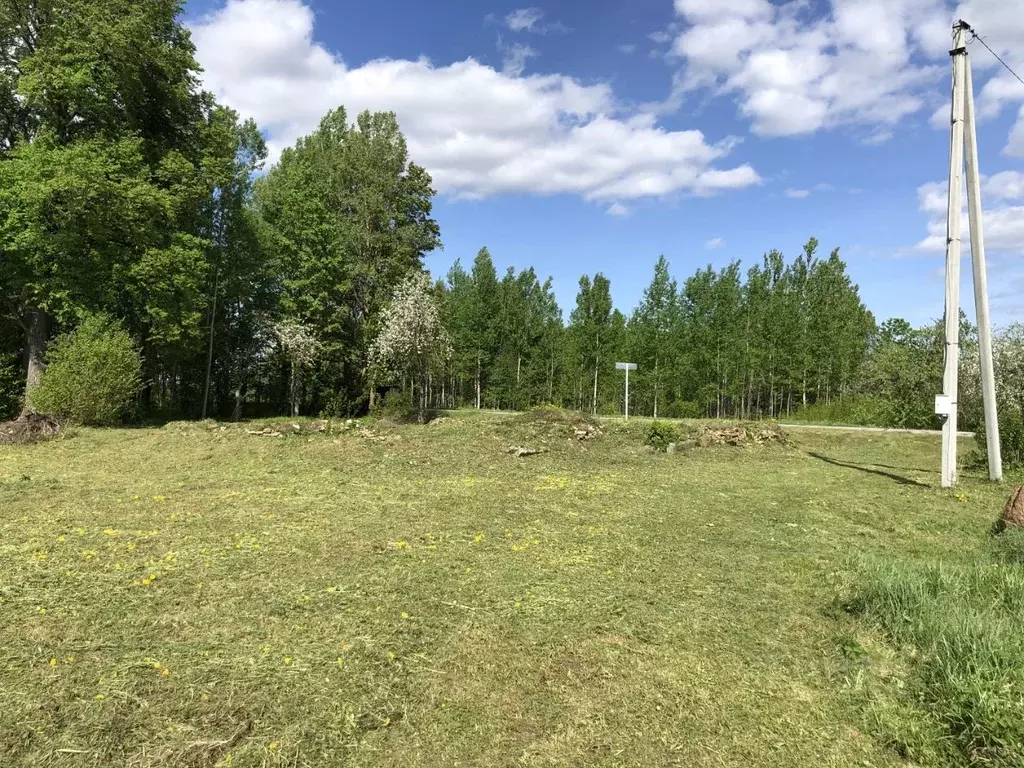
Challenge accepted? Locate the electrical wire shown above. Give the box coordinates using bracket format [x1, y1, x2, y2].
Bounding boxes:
[969, 30, 1024, 88]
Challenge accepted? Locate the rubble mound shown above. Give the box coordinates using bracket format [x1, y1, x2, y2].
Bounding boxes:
[697, 424, 789, 447]
[0, 412, 64, 445]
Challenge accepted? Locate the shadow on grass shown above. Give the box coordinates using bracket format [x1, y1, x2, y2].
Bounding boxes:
[806, 451, 931, 487]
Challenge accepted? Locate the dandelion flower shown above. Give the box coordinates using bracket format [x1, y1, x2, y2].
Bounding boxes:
[400, 612, 409, 619]
[269, 742, 279, 751]
[57, 536, 65, 543]
[283, 657, 293, 664]
[93, 694, 105, 700]
[38, 607, 47, 615]
[49, 658, 56, 666]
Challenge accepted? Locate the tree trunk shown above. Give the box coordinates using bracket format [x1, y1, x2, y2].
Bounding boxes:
[290, 363, 300, 417]
[653, 356, 659, 419]
[232, 383, 245, 422]
[476, 351, 481, 409]
[22, 307, 49, 412]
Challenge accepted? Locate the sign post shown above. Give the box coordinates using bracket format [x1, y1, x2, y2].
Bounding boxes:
[616, 363, 637, 420]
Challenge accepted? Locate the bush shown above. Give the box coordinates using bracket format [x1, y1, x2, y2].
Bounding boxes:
[789, 395, 893, 427]
[370, 389, 417, 422]
[976, 415, 1024, 469]
[663, 400, 705, 419]
[28, 315, 142, 426]
[646, 421, 681, 452]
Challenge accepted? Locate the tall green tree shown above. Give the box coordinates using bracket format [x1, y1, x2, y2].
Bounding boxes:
[0, 0, 236, 411]
[631, 255, 678, 418]
[253, 107, 440, 414]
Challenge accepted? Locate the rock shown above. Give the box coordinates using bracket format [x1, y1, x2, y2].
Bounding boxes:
[666, 442, 677, 454]
[1002, 486, 1024, 529]
[572, 424, 603, 441]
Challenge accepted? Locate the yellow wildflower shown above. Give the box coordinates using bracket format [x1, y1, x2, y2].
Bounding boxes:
[393, 541, 409, 549]
[283, 657, 292, 664]
[48, 658, 56, 666]
[400, 612, 409, 619]
[103, 529, 118, 537]
[38, 607, 47, 615]
[269, 742, 279, 751]
[93, 694, 104, 700]
[57, 536, 65, 543]
[153, 495, 166, 502]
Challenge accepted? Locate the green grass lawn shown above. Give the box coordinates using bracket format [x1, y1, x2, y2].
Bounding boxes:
[0, 412, 1017, 767]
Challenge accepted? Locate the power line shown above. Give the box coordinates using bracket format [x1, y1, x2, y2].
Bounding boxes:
[968, 30, 1024, 88]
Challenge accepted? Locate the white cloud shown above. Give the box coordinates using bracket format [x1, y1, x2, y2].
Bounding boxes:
[706, 236, 725, 249]
[648, 30, 672, 44]
[784, 188, 810, 198]
[617, 44, 637, 54]
[190, 0, 761, 204]
[915, 175, 1024, 252]
[666, 0, 982, 138]
[606, 202, 630, 217]
[505, 7, 544, 32]
[504, 7, 566, 34]
[502, 42, 538, 77]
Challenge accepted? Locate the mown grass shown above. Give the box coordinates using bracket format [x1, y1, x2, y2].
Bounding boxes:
[0, 411, 1018, 767]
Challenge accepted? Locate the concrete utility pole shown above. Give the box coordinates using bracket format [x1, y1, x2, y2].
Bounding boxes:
[940, 20, 1002, 487]
[616, 362, 636, 420]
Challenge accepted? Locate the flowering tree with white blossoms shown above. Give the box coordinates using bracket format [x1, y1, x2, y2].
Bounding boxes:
[369, 272, 452, 421]
[274, 319, 322, 417]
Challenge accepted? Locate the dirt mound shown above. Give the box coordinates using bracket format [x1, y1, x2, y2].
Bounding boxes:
[1002, 487, 1024, 530]
[0, 412, 64, 445]
[697, 424, 788, 447]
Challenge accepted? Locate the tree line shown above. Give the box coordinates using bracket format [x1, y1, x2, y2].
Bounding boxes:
[435, 241, 875, 419]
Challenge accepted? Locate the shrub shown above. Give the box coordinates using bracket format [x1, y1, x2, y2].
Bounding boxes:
[370, 388, 417, 422]
[646, 421, 681, 452]
[28, 315, 142, 426]
[789, 395, 893, 427]
[663, 400, 704, 419]
[975, 414, 1024, 469]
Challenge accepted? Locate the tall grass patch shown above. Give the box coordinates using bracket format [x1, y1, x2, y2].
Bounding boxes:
[845, 544, 1024, 766]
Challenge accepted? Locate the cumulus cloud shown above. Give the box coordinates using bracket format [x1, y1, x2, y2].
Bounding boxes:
[665, 0, 987, 138]
[190, 0, 761, 203]
[914, 172, 1024, 252]
[706, 236, 725, 249]
[606, 202, 630, 217]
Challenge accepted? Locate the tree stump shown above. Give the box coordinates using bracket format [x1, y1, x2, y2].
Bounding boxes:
[1002, 487, 1024, 530]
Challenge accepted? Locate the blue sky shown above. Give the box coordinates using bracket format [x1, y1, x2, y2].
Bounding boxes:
[184, 0, 1024, 326]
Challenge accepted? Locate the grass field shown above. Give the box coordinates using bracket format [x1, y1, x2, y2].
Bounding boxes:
[1, 412, 1019, 767]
